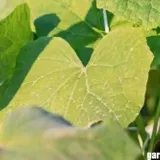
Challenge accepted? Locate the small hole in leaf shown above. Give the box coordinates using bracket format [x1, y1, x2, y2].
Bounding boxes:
[90, 120, 103, 128]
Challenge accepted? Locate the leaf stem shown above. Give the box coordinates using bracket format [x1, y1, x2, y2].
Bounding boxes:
[134, 115, 148, 157]
[102, 9, 109, 33]
[136, 115, 147, 143]
[148, 97, 160, 152]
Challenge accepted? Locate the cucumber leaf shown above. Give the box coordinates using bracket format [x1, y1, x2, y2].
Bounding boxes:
[0, 26, 153, 127]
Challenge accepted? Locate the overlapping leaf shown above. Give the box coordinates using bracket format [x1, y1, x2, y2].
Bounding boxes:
[97, 0, 160, 30]
[0, 26, 153, 127]
[0, 107, 141, 160]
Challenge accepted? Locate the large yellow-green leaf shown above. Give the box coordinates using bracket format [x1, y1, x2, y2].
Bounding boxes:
[0, 26, 153, 127]
[97, 0, 160, 30]
[0, 107, 141, 160]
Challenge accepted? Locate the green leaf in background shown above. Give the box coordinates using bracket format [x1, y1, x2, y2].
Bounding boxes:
[0, 26, 153, 127]
[0, 107, 141, 160]
[97, 0, 160, 30]
[0, 3, 33, 109]
[26, 0, 104, 65]
[147, 36, 160, 69]
[144, 36, 160, 118]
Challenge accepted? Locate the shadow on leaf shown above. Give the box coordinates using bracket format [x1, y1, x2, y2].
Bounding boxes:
[34, 0, 104, 66]
[0, 38, 51, 110]
[34, 14, 60, 37]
